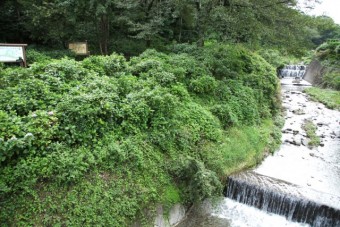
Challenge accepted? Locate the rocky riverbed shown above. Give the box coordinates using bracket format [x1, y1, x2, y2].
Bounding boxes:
[176, 80, 340, 227]
[256, 85, 340, 197]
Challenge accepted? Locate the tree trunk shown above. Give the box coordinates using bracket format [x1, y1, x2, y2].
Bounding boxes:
[146, 39, 151, 47]
[195, 1, 204, 47]
[99, 15, 109, 55]
[178, 17, 183, 42]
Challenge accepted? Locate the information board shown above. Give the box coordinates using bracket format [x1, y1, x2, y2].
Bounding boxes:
[0, 46, 25, 62]
[68, 42, 89, 55]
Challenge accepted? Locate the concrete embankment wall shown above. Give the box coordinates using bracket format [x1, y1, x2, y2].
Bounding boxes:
[304, 59, 325, 85]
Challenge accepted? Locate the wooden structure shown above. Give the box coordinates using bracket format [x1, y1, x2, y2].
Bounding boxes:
[0, 43, 28, 67]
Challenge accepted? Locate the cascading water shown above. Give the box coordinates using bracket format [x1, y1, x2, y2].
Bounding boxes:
[280, 65, 306, 78]
[224, 172, 340, 227]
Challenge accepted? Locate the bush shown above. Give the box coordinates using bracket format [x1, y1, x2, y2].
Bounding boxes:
[0, 78, 60, 116]
[0, 44, 282, 226]
[26, 49, 51, 64]
[30, 58, 90, 82]
[56, 77, 120, 145]
[257, 49, 299, 68]
[0, 67, 32, 89]
[322, 71, 340, 90]
[170, 157, 222, 201]
[210, 104, 239, 128]
[26, 47, 76, 64]
[82, 53, 128, 77]
[189, 75, 218, 94]
[316, 41, 340, 60]
[0, 110, 58, 163]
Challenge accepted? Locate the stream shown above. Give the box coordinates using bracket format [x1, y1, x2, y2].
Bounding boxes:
[177, 78, 340, 227]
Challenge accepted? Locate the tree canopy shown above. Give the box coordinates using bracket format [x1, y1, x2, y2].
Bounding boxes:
[0, 0, 339, 55]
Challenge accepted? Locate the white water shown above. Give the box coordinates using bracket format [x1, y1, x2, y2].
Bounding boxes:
[177, 198, 309, 227]
[280, 65, 306, 78]
[212, 198, 309, 227]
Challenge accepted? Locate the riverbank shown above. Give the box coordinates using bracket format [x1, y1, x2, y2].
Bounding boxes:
[304, 87, 340, 110]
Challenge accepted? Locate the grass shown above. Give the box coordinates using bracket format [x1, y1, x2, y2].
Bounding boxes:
[304, 87, 340, 110]
[201, 118, 282, 178]
[303, 120, 320, 148]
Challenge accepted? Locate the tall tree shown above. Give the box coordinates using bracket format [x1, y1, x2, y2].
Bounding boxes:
[72, 0, 136, 55]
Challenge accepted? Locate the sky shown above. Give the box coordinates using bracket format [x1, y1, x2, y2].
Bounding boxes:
[300, 0, 340, 24]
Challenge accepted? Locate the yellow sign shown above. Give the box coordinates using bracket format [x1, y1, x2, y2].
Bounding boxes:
[68, 42, 89, 55]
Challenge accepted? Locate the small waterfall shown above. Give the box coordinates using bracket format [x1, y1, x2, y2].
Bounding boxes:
[224, 171, 340, 227]
[280, 65, 306, 78]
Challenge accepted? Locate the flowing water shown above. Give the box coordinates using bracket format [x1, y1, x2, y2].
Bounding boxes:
[280, 65, 306, 78]
[177, 77, 340, 227]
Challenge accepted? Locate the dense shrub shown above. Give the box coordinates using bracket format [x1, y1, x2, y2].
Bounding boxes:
[0, 78, 60, 116]
[257, 49, 299, 68]
[31, 58, 90, 82]
[26, 47, 76, 64]
[0, 45, 281, 226]
[210, 104, 239, 128]
[26, 49, 52, 64]
[322, 71, 340, 90]
[189, 75, 218, 94]
[314, 41, 340, 90]
[316, 40, 340, 61]
[170, 157, 222, 201]
[82, 53, 128, 76]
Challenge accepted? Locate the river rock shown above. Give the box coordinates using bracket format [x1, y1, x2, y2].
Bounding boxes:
[292, 109, 305, 115]
[154, 206, 170, 227]
[169, 204, 186, 226]
[284, 138, 294, 145]
[293, 138, 301, 146]
[153, 204, 186, 227]
[282, 128, 294, 134]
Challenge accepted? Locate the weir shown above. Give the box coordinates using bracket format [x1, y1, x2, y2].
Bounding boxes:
[224, 171, 340, 227]
[280, 65, 306, 78]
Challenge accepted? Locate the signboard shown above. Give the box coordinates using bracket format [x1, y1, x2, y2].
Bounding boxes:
[0, 44, 27, 67]
[68, 42, 89, 55]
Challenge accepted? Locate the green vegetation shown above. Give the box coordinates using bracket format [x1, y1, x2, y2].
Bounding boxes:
[303, 120, 321, 148]
[305, 87, 340, 110]
[308, 39, 340, 90]
[305, 40, 340, 105]
[1, 0, 340, 57]
[2, 0, 339, 225]
[0, 44, 282, 225]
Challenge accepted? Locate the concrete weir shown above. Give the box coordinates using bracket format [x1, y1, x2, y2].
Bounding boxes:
[225, 171, 340, 227]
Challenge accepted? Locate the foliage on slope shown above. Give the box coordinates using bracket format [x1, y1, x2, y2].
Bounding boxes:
[0, 44, 281, 225]
[315, 40, 340, 90]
